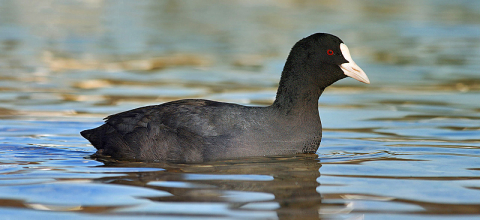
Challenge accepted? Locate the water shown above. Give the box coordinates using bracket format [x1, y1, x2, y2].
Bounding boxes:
[1, 0, 480, 219]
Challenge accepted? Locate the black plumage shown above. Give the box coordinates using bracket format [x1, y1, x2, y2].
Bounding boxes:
[81, 33, 370, 162]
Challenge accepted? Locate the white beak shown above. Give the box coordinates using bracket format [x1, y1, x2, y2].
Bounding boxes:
[339, 43, 370, 84]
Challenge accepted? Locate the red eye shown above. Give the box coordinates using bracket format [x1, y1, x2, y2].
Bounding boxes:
[327, 49, 334, 55]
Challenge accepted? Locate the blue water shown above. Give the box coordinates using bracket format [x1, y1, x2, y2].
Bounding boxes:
[1, 0, 480, 219]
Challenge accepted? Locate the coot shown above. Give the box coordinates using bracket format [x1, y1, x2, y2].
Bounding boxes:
[81, 33, 370, 162]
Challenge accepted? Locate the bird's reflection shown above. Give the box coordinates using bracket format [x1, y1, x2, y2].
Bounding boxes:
[94, 154, 325, 219]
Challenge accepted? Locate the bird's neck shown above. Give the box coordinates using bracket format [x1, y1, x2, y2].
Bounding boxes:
[271, 68, 324, 116]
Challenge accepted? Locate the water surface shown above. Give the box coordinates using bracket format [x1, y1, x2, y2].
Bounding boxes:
[1, 0, 480, 219]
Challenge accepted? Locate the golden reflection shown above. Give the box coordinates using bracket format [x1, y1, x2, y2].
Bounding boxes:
[73, 80, 112, 90]
[322, 193, 480, 215]
[44, 53, 212, 72]
[371, 114, 480, 121]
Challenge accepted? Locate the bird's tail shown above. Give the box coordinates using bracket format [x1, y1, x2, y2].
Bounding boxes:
[80, 126, 106, 150]
[81, 124, 134, 159]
